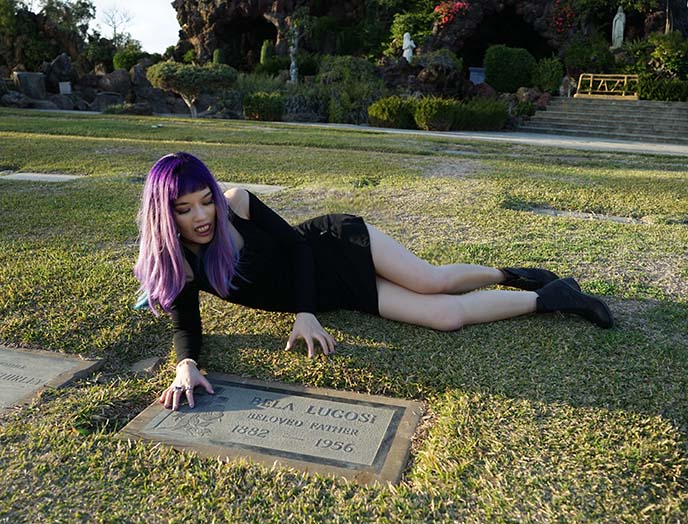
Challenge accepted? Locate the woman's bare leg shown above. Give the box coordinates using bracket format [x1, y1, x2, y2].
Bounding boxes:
[376, 278, 537, 330]
[367, 224, 504, 294]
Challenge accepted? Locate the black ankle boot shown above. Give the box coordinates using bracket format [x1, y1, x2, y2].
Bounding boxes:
[500, 267, 577, 291]
[536, 278, 614, 328]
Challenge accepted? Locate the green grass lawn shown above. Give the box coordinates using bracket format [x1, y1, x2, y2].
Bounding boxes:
[0, 107, 687, 523]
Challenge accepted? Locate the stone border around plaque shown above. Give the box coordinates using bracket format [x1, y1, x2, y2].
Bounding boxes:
[0, 346, 103, 413]
[120, 373, 424, 485]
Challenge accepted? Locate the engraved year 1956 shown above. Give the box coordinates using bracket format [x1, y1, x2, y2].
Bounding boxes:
[314, 438, 354, 453]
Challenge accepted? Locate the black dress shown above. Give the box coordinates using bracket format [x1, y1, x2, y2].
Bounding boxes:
[170, 191, 379, 361]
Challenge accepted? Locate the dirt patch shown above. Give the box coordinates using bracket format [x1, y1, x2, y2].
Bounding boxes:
[422, 158, 483, 178]
[528, 207, 647, 224]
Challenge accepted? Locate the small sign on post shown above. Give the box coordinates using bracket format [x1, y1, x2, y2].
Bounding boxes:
[469, 67, 485, 85]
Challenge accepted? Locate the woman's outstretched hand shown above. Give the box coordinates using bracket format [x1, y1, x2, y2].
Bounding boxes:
[286, 312, 336, 358]
[159, 359, 214, 411]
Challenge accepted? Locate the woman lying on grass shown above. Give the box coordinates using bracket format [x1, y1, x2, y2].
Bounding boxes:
[135, 152, 614, 411]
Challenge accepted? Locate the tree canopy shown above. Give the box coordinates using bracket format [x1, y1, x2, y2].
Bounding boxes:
[146, 61, 237, 117]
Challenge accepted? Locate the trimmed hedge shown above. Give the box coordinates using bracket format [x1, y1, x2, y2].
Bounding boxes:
[368, 96, 417, 129]
[412, 97, 508, 132]
[243, 91, 284, 121]
[413, 97, 460, 131]
[453, 99, 508, 130]
[484, 45, 536, 93]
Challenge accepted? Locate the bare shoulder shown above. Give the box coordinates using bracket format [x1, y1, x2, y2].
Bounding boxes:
[224, 187, 250, 219]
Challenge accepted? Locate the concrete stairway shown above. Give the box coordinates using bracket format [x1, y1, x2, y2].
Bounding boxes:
[517, 97, 688, 145]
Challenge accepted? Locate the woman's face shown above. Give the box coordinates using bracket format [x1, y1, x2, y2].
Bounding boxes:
[173, 187, 216, 251]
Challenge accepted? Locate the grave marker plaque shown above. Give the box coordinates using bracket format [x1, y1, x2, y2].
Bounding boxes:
[121, 373, 423, 484]
[0, 346, 103, 412]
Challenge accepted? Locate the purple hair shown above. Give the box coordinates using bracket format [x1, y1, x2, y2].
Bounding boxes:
[134, 152, 237, 313]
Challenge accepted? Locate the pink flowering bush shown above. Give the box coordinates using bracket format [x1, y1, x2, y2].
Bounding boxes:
[551, 0, 577, 34]
[434, 1, 469, 28]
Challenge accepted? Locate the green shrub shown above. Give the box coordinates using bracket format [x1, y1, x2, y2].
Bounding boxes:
[260, 40, 275, 64]
[317, 55, 377, 85]
[317, 55, 385, 124]
[212, 49, 226, 65]
[243, 91, 284, 121]
[254, 55, 290, 76]
[513, 100, 536, 117]
[102, 102, 153, 115]
[182, 48, 195, 64]
[163, 45, 176, 60]
[648, 31, 688, 79]
[233, 73, 284, 95]
[453, 99, 508, 130]
[297, 52, 320, 77]
[218, 73, 285, 117]
[413, 97, 460, 131]
[483, 45, 536, 93]
[0, 78, 7, 96]
[283, 83, 328, 122]
[368, 96, 417, 129]
[113, 49, 144, 71]
[638, 74, 688, 101]
[532, 57, 564, 94]
[563, 32, 615, 76]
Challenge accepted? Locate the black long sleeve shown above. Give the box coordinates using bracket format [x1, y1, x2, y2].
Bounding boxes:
[245, 191, 317, 314]
[169, 281, 202, 362]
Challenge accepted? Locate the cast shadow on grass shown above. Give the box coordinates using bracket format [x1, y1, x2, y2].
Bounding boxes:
[195, 296, 688, 434]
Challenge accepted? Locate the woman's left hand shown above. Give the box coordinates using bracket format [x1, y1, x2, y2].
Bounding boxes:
[285, 312, 336, 358]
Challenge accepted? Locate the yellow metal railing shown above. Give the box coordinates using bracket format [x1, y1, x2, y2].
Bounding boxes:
[574, 73, 639, 100]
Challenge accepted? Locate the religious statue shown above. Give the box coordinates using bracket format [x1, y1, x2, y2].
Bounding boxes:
[402, 33, 416, 64]
[611, 6, 625, 49]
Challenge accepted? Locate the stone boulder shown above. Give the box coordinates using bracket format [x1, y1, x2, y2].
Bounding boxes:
[1, 91, 32, 108]
[535, 92, 551, 109]
[516, 86, 543, 103]
[29, 99, 59, 110]
[0, 78, 7, 96]
[77, 87, 98, 103]
[49, 94, 75, 110]
[473, 82, 498, 99]
[130, 63, 169, 113]
[12, 72, 46, 99]
[73, 98, 91, 111]
[78, 73, 101, 89]
[169, 96, 190, 114]
[43, 53, 77, 93]
[98, 69, 132, 98]
[90, 92, 125, 112]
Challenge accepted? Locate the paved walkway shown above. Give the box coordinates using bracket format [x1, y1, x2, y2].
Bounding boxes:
[27, 108, 688, 157]
[289, 122, 688, 157]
